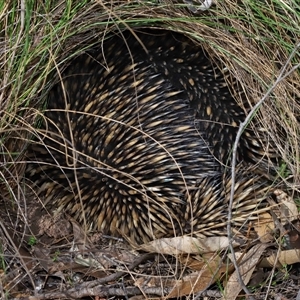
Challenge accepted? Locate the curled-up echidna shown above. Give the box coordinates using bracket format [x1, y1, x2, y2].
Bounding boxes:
[27, 30, 274, 244]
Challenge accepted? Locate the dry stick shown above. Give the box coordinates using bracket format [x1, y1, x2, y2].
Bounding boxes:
[227, 42, 300, 299]
[26, 253, 154, 299]
[0, 221, 37, 293]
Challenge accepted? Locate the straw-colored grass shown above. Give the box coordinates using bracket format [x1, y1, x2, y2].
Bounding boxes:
[0, 0, 299, 299]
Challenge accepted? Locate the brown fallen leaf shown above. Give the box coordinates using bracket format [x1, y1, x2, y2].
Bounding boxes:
[259, 249, 300, 268]
[179, 252, 222, 271]
[167, 256, 230, 298]
[253, 212, 275, 243]
[274, 189, 298, 223]
[223, 243, 269, 300]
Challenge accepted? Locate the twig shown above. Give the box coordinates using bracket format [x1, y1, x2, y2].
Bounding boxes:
[227, 42, 300, 299]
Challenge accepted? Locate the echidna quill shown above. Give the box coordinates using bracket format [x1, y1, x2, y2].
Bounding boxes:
[27, 30, 274, 244]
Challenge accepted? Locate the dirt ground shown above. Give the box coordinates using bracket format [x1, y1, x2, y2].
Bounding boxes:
[1, 187, 300, 300]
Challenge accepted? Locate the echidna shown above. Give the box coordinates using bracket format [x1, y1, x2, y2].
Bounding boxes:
[27, 29, 273, 244]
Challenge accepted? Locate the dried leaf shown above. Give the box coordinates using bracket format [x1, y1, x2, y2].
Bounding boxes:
[253, 212, 275, 243]
[223, 243, 268, 300]
[140, 236, 239, 254]
[274, 189, 298, 223]
[260, 249, 300, 268]
[167, 256, 228, 298]
[178, 252, 222, 270]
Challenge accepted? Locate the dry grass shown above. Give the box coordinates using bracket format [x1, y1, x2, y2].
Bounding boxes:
[0, 0, 300, 299]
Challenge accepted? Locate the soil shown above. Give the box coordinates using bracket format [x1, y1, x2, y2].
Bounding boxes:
[1, 188, 300, 300]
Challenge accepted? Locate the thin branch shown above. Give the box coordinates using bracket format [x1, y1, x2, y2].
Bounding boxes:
[227, 42, 300, 298]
